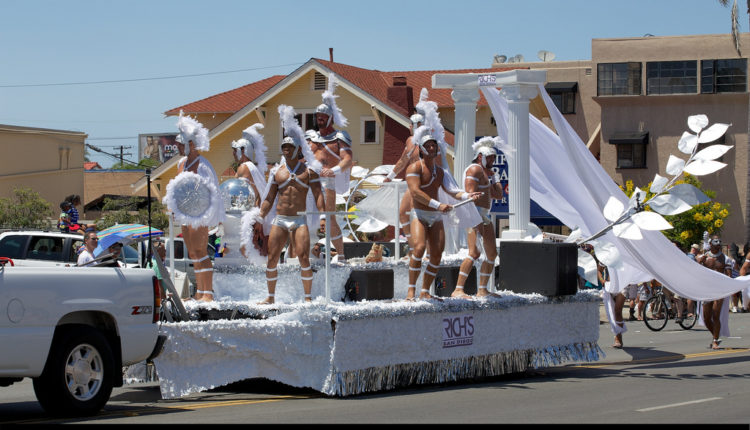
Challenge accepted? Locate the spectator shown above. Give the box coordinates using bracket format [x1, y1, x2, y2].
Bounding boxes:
[687, 243, 700, 261]
[623, 283, 638, 322]
[77, 231, 99, 266]
[636, 282, 652, 321]
[696, 235, 731, 350]
[99, 243, 123, 267]
[58, 201, 71, 233]
[65, 194, 87, 234]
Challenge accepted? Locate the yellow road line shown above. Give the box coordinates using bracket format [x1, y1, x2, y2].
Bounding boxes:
[575, 347, 749, 368]
[5, 395, 312, 424]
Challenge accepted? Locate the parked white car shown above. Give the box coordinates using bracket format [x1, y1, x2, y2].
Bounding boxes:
[0, 230, 138, 268]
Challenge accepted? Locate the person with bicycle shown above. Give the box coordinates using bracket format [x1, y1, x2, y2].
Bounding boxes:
[696, 235, 732, 350]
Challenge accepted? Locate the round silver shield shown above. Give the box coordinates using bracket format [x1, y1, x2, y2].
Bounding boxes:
[219, 178, 256, 211]
[172, 173, 211, 217]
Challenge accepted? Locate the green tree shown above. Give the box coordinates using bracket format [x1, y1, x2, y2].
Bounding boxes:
[96, 196, 169, 231]
[620, 174, 730, 250]
[110, 158, 159, 170]
[0, 188, 54, 229]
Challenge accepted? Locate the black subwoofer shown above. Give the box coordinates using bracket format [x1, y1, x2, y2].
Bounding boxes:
[342, 241, 409, 259]
[434, 265, 477, 297]
[344, 269, 394, 301]
[497, 241, 578, 296]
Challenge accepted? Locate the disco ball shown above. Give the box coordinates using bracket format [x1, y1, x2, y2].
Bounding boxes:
[172, 173, 211, 217]
[220, 178, 256, 211]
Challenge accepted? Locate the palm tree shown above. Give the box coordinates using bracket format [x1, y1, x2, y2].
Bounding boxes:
[719, 0, 745, 55]
[720, 0, 750, 241]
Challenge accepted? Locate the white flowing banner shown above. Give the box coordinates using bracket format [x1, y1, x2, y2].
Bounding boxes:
[480, 86, 750, 302]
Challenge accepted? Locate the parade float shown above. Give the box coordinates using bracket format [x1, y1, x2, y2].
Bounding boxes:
[137, 69, 608, 400]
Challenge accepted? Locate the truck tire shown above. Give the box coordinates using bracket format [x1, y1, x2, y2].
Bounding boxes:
[32, 326, 115, 416]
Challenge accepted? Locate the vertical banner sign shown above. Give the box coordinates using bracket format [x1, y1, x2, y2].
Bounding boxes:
[490, 147, 509, 215]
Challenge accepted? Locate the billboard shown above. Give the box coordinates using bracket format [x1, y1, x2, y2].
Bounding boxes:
[138, 133, 180, 164]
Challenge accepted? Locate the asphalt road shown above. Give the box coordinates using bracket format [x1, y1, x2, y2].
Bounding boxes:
[2, 307, 750, 424]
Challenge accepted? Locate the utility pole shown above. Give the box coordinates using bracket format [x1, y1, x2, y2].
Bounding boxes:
[114, 145, 133, 166]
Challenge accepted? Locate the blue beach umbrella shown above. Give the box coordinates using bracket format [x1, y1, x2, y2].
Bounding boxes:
[93, 224, 163, 256]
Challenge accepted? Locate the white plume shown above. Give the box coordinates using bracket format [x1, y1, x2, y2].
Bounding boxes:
[177, 110, 210, 152]
[278, 104, 322, 173]
[322, 73, 348, 127]
[242, 123, 267, 174]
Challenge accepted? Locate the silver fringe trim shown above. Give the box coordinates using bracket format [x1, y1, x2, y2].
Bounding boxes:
[325, 341, 601, 396]
[530, 341, 604, 369]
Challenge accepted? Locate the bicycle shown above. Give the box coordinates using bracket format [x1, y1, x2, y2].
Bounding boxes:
[643, 285, 697, 331]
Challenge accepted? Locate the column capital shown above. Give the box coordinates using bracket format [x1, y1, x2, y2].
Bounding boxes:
[500, 84, 539, 102]
[450, 88, 481, 105]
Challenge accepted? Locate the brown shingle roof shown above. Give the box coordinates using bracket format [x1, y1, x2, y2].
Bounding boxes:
[164, 75, 286, 116]
[165, 59, 523, 117]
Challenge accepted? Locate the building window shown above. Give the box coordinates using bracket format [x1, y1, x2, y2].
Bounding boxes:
[313, 72, 327, 91]
[545, 82, 577, 114]
[701, 58, 747, 93]
[646, 60, 697, 94]
[610, 132, 648, 169]
[597, 62, 641, 96]
[360, 117, 378, 144]
[282, 109, 316, 138]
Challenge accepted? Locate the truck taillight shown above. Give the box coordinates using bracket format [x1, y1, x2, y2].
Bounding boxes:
[153, 276, 162, 323]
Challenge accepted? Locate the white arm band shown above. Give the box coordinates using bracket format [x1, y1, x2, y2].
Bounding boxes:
[491, 173, 501, 184]
[331, 166, 342, 175]
[386, 171, 397, 180]
[428, 199, 441, 209]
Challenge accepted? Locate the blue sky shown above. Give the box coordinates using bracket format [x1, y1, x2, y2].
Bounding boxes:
[0, 0, 739, 167]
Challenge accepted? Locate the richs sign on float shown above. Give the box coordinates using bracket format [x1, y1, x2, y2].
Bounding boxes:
[442, 315, 474, 348]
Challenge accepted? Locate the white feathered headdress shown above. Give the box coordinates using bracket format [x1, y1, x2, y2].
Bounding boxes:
[176, 110, 210, 152]
[472, 136, 513, 168]
[316, 72, 348, 128]
[413, 89, 447, 163]
[232, 123, 268, 174]
[278, 105, 322, 173]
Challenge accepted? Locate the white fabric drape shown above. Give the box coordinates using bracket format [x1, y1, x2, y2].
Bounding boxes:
[479, 86, 750, 303]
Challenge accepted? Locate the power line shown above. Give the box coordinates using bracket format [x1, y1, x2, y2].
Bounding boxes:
[0, 62, 303, 88]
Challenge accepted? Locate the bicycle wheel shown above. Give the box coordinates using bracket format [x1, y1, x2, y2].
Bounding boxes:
[678, 307, 698, 330]
[644, 296, 668, 331]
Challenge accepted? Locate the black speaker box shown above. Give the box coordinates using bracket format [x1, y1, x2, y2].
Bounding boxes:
[345, 269, 394, 301]
[497, 241, 578, 296]
[434, 265, 477, 297]
[342, 241, 409, 259]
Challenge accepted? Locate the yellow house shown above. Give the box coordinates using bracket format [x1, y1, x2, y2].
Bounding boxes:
[133, 58, 521, 196]
[0, 124, 86, 212]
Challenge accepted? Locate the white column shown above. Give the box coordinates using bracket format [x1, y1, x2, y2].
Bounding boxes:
[500, 84, 539, 240]
[450, 88, 480, 180]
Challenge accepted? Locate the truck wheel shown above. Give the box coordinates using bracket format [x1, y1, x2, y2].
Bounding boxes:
[33, 326, 115, 416]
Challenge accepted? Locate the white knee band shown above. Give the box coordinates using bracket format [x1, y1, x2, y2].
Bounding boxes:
[410, 254, 421, 261]
[193, 255, 210, 263]
[409, 266, 422, 272]
[300, 266, 311, 272]
[424, 268, 437, 277]
[194, 268, 213, 273]
[459, 271, 470, 278]
[301, 276, 313, 281]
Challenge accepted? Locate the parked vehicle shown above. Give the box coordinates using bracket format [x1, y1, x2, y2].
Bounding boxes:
[0, 259, 165, 416]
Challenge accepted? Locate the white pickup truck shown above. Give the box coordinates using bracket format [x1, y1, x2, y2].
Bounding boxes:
[0, 260, 165, 416]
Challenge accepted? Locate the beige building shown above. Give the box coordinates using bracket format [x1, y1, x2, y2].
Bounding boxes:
[133, 58, 525, 195]
[494, 33, 750, 243]
[0, 124, 86, 214]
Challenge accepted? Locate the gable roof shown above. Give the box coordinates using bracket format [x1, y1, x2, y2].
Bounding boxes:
[84, 162, 102, 170]
[165, 59, 520, 117]
[165, 75, 286, 116]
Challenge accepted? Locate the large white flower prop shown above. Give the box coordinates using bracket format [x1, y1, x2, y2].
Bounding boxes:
[576, 114, 731, 278]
